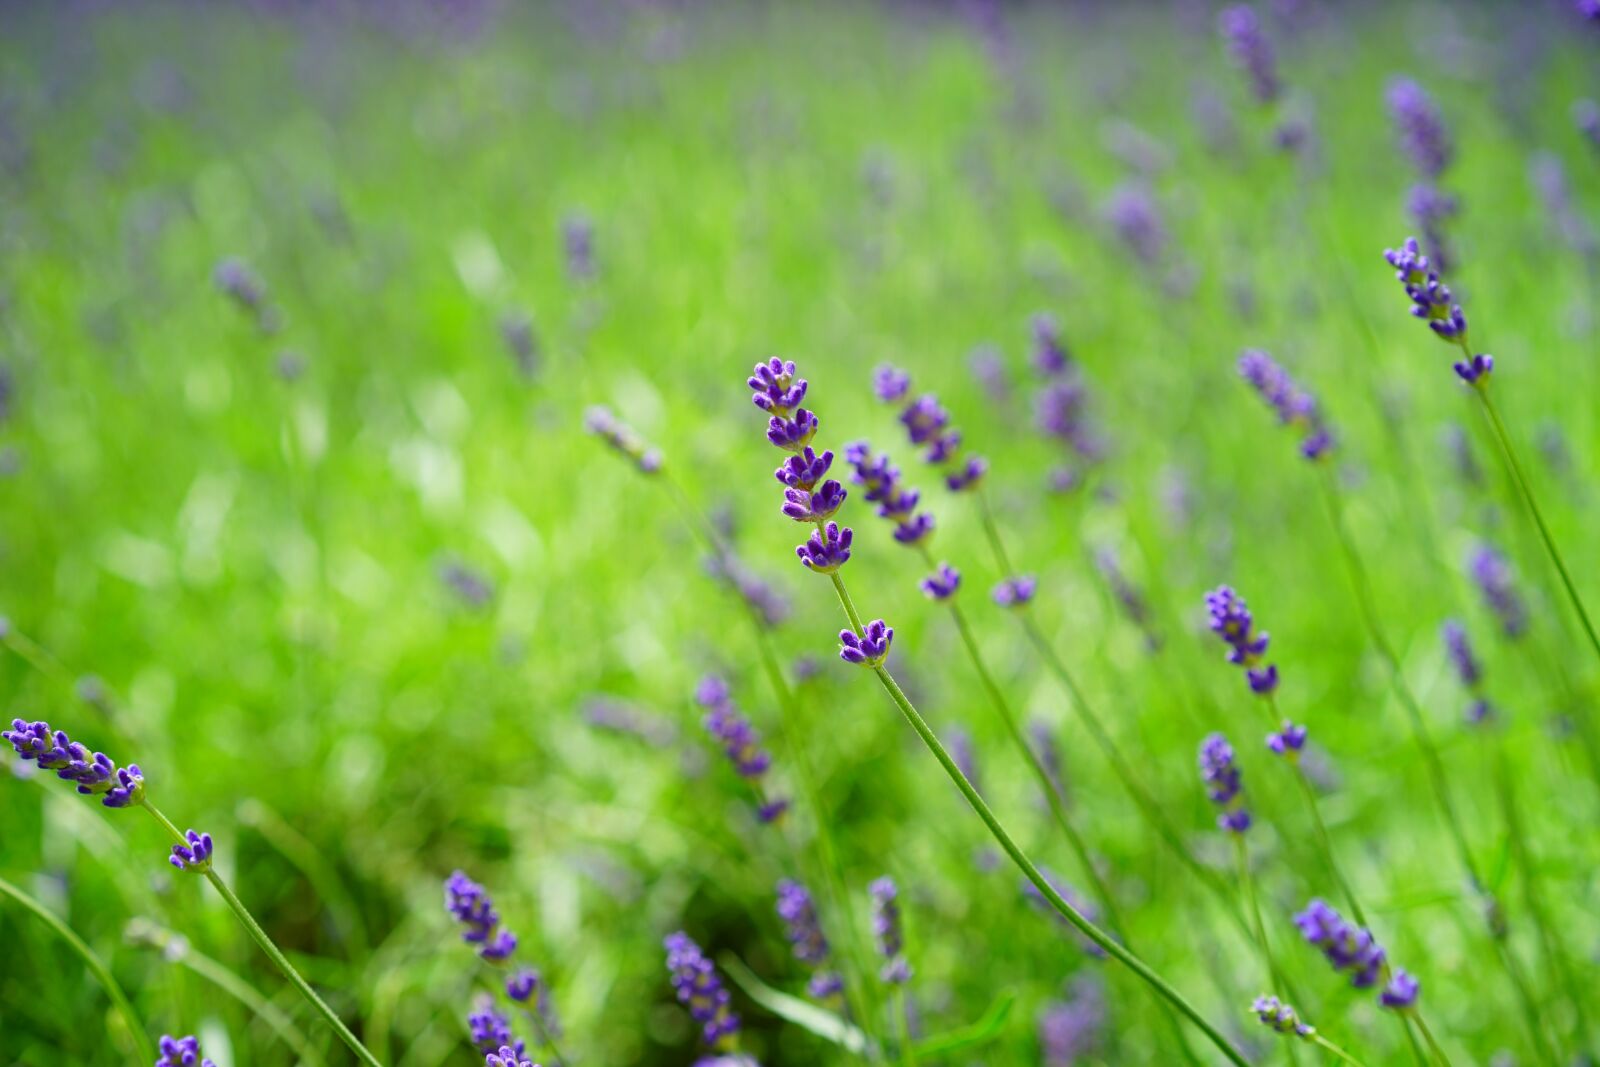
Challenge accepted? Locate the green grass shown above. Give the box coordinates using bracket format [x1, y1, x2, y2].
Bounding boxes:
[1, 2, 1598, 1064]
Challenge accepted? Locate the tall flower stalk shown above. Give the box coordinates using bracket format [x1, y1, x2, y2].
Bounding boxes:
[746, 359, 1249, 1066]
[3, 719, 386, 1067]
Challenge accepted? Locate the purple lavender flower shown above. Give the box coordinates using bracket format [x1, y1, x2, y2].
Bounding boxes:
[1381, 969, 1421, 1011]
[748, 358, 809, 416]
[1442, 620, 1482, 689]
[469, 1004, 524, 1056]
[992, 576, 1037, 609]
[3, 719, 145, 808]
[1579, 0, 1600, 20]
[1470, 544, 1528, 639]
[584, 406, 662, 474]
[1383, 237, 1472, 350]
[796, 522, 852, 573]
[506, 967, 561, 1038]
[665, 931, 741, 1049]
[1218, 5, 1281, 104]
[969, 344, 1010, 402]
[776, 879, 843, 1000]
[869, 876, 911, 984]
[873, 364, 911, 403]
[1102, 183, 1168, 264]
[839, 620, 893, 667]
[1576, 100, 1600, 149]
[445, 870, 518, 962]
[156, 1035, 218, 1067]
[696, 676, 773, 778]
[1386, 78, 1452, 180]
[1094, 548, 1158, 650]
[213, 257, 265, 311]
[1294, 899, 1387, 989]
[703, 553, 791, 629]
[781, 479, 847, 523]
[169, 829, 214, 873]
[1250, 995, 1314, 1037]
[843, 442, 936, 547]
[499, 312, 538, 379]
[1237, 350, 1333, 460]
[1199, 733, 1251, 833]
[1039, 974, 1106, 1065]
[873, 368, 988, 492]
[1031, 314, 1072, 376]
[1204, 586, 1279, 695]
[1266, 721, 1308, 757]
[920, 562, 961, 601]
[485, 1046, 536, 1067]
[562, 214, 595, 281]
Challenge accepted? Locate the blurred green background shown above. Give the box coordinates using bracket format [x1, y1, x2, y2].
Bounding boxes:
[2, 1, 1599, 1064]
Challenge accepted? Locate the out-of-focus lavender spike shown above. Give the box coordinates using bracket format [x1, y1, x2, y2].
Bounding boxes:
[1029, 719, 1068, 806]
[1039, 973, 1107, 1065]
[775, 879, 843, 1000]
[499, 312, 539, 379]
[1199, 733, 1251, 833]
[1218, 5, 1281, 104]
[1386, 77, 1453, 180]
[1442, 620, 1495, 724]
[438, 558, 495, 609]
[869, 876, 912, 984]
[703, 552, 791, 628]
[585, 405, 662, 474]
[468, 1002, 525, 1056]
[1442, 424, 1483, 487]
[1250, 995, 1314, 1038]
[562, 213, 595, 281]
[1530, 153, 1597, 260]
[1205, 586, 1279, 696]
[968, 344, 1010, 403]
[1469, 544, 1528, 639]
[446, 870, 519, 962]
[1575, 99, 1600, 149]
[1237, 350, 1334, 460]
[1406, 183, 1459, 273]
[665, 931, 742, 1049]
[1093, 548, 1160, 650]
[1102, 183, 1168, 264]
[1293, 899, 1389, 992]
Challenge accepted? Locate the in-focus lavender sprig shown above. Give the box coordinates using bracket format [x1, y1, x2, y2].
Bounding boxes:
[665, 931, 743, 1051]
[445, 870, 519, 961]
[1204, 586, 1279, 695]
[776, 879, 843, 1000]
[1237, 350, 1333, 460]
[696, 676, 788, 822]
[839, 619, 893, 667]
[869, 876, 911, 984]
[1382, 237, 1489, 382]
[169, 829, 214, 873]
[4, 718, 145, 808]
[156, 1034, 218, 1067]
[1199, 733, 1251, 833]
[1294, 898, 1420, 1012]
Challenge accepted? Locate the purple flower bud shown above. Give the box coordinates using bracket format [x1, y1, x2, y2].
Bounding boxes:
[1250, 995, 1314, 1038]
[1032, 313, 1072, 376]
[920, 563, 961, 600]
[1452, 352, 1493, 384]
[1383, 237, 1470, 348]
[776, 879, 840, 1000]
[485, 1046, 537, 1067]
[1204, 586, 1279, 695]
[748, 357, 809, 416]
[3, 719, 145, 809]
[944, 455, 988, 492]
[872, 364, 911, 403]
[839, 620, 894, 666]
[584, 406, 662, 475]
[697, 675, 775, 778]
[562, 214, 595, 281]
[891, 513, 935, 545]
[1219, 5, 1281, 104]
[1199, 733, 1250, 833]
[445, 870, 520, 962]
[899, 396, 950, 447]
[1266, 720, 1308, 757]
[1381, 969, 1421, 1011]
[1469, 544, 1528, 639]
[169, 829, 214, 873]
[869, 876, 911, 984]
[767, 408, 820, 452]
[157, 1035, 218, 1067]
[992, 575, 1037, 608]
[1238, 350, 1333, 460]
[1386, 77, 1452, 180]
[468, 1004, 524, 1056]
[1294, 898, 1388, 990]
[796, 522, 852, 573]
[665, 931, 741, 1049]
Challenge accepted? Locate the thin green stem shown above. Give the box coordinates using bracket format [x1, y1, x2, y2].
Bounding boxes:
[142, 802, 385, 1066]
[1234, 839, 1302, 1066]
[1311, 1034, 1371, 1067]
[1473, 376, 1600, 671]
[1411, 1012, 1454, 1067]
[0, 873, 155, 1064]
[895, 988, 918, 1067]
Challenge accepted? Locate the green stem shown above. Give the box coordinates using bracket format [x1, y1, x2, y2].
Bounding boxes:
[1234, 839, 1302, 1066]
[819, 571, 1247, 1066]
[143, 802, 385, 1066]
[1311, 1033, 1371, 1067]
[895, 987, 918, 1067]
[0, 873, 155, 1064]
[1411, 1012, 1454, 1067]
[1473, 378, 1600, 672]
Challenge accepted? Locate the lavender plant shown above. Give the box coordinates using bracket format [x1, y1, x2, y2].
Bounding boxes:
[155, 1034, 218, 1067]
[696, 675, 789, 823]
[775, 879, 843, 1000]
[665, 932, 749, 1060]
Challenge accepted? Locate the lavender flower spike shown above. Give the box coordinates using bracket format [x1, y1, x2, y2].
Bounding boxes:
[665, 931, 742, 1049]
[445, 870, 518, 961]
[1469, 544, 1528, 639]
[748, 357, 809, 415]
[920, 562, 961, 601]
[1199, 733, 1251, 833]
[485, 1046, 538, 1067]
[839, 620, 893, 667]
[469, 1005, 524, 1056]
[1204, 586, 1279, 696]
[156, 1035, 218, 1067]
[869, 876, 911, 984]
[1218, 5, 1280, 104]
[874, 366, 988, 492]
[584, 406, 662, 474]
[1442, 620, 1494, 724]
[1294, 898, 1389, 990]
[776, 880, 844, 999]
[796, 522, 852, 573]
[993, 575, 1037, 608]
[1386, 78, 1453, 179]
[1382, 237, 1474, 357]
[3, 718, 145, 808]
[1237, 350, 1333, 460]
[169, 829, 214, 873]
[1250, 996, 1314, 1038]
[696, 677, 773, 777]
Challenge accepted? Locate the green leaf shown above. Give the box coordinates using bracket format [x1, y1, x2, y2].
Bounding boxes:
[719, 953, 873, 1055]
[913, 989, 1017, 1057]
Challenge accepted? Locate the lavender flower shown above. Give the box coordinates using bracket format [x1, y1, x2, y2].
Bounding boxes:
[1442, 620, 1494, 723]
[920, 562, 961, 601]
[3, 719, 144, 808]
[696, 676, 772, 777]
[506, 968, 561, 1037]
[1102, 183, 1168, 265]
[445, 870, 518, 961]
[1204, 586, 1279, 695]
[1218, 5, 1281, 104]
[797, 522, 852, 573]
[562, 214, 594, 281]
[156, 1035, 217, 1067]
[839, 620, 893, 667]
[1580, 0, 1600, 20]
[1386, 78, 1452, 180]
[1237, 350, 1333, 460]
[213, 257, 265, 311]
[1266, 721, 1308, 757]
[749, 357, 809, 416]
[992, 576, 1037, 608]
[169, 830, 214, 873]
[1530, 153, 1596, 259]
[584, 405, 662, 474]
[1199, 733, 1251, 833]
[1031, 314, 1072, 376]
[873, 367, 988, 492]
[1294, 899, 1388, 990]
[776, 879, 843, 999]
[1470, 545, 1528, 639]
[843, 442, 935, 546]
[869, 876, 911, 984]
[1250, 995, 1314, 1038]
[665, 931, 741, 1049]
[704, 553, 791, 628]
[1381, 969, 1421, 1011]
[1383, 237, 1475, 360]
[1039, 975, 1106, 1065]
[969, 344, 1010, 403]
[485, 1047, 537, 1067]
[469, 1004, 524, 1056]
[1094, 548, 1158, 649]
[872, 364, 911, 403]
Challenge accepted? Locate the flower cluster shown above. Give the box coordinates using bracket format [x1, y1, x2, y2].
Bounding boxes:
[1295, 899, 1419, 1009]
[485, 1046, 538, 1067]
[1386, 77, 1452, 180]
[469, 1003, 524, 1057]
[169, 829, 214, 873]
[156, 1035, 218, 1067]
[1249, 995, 1314, 1038]
[1442, 620, 1494, 724]
[1199, 733, 1250, 833]
[775, 879, 843, 999]
[839, 619, 894, 668]
[872, 365, 987, 491]
[919, 562, 961, 601]
[1237, 350, 1333, 460]
[1383, 238, 1488, 382]
[992, 575, 1037, 609]
[445, 870, 518, 961]
[842, 442, 933, 546]
[1204, 586, 1278, 695]
[665, 931, 742, 1049]
[696, 676, 787, 822]
[869, 876, 911, 984]
[1469, 544, 1528, 639]
[1218, 5, 1280, 105]
[584, 405, 662, 474]
[3, 719, 145, 808]
[1031, 315, 1103, 490]
[1102, 183, 1168, 265]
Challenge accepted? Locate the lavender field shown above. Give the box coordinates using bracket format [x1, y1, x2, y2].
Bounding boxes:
[3, 1, 1600, 1065]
